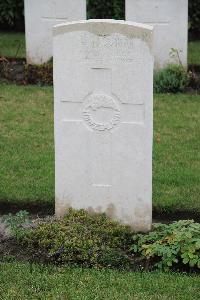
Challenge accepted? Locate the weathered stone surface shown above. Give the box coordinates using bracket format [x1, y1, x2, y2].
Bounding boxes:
[126, 0, 188, 69]
[54, 20, 153, 231]
[24, 0, 86, 64]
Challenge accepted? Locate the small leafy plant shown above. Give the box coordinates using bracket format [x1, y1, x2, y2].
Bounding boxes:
[131, 220, 200, 271]
[169, 48, 183, 66]
[154, 64, 190, 93]
[3, 210, 30, 240]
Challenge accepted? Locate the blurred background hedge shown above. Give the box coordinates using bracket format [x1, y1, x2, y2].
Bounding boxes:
[0, 0, 24, 31]
[0, 0, 199, 37]
[188, 0, 200, 38]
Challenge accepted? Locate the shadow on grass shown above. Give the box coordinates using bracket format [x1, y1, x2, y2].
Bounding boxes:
[0, 200, 200, 223]
[0, 200, 54, 216]
[152, 208, 200, 223]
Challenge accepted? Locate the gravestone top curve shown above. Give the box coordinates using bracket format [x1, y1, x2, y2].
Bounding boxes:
[53, 20, 153, 51]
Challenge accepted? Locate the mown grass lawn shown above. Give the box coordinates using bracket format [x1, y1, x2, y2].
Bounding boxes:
[0, 84, 54, 209]
[0, 83, 199, 214]
[0, 262, 199, 300]
[0, 31, 200, 66]
[188, 41, 200, 66]
[0, 32, 25, 58]
[153, 93, 200, 213]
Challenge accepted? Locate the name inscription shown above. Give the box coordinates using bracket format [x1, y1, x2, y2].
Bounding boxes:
[81, 33, 146, 62]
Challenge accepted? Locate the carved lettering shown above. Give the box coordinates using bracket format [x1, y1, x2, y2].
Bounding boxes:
[81, 33, 145, 62]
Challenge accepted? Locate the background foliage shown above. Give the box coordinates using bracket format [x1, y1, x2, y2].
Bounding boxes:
[0, 0, 199, 36]
[0, 0, 24, 31]
[87, 0, 125, 19]
[189, 0, 200, 36]
[154, 64, 190, 93]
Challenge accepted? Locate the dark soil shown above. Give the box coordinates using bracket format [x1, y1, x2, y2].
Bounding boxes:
[0, 236, 52, 266]
[0, 57, 53, 85]
[0, 216, 46, 264]
[0, 228, 146, 271]
[0, 215, 199, 274]
[0, 57, 200, 93]
[0, 228, 199, 274]
[0, 201, 200, 273]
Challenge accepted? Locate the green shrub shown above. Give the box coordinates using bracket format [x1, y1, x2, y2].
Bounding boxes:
[154, 64, 190, 93]
[87, 0, 125, 19]
[0, 0, 24, 30]
[131, 220, 200, 271]
[12, 210, 200, 272]
[21, 209, 134, 269]
[189, 0, 200, 35]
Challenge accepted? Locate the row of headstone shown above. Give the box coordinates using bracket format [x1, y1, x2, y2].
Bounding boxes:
[24, 0, 188, 68]
[126, 0, 188, 69]
[23, 1, 187, 231]
[24, 0, 86, 64]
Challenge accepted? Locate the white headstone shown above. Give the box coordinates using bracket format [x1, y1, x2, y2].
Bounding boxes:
[54, 20, 153, 231]
[24, 0, 86, 64]
[126, 0, 188, 69]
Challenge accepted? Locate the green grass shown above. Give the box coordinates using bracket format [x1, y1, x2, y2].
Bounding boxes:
[0, 32, 25, 58]
[0, 84, 54, 207]
[0, 84, 199, 214]
[0, 262, 199, 299]
[0, 32, 200, 66]
[188, 41, 200, 66]
[153, 93, 200, 213]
